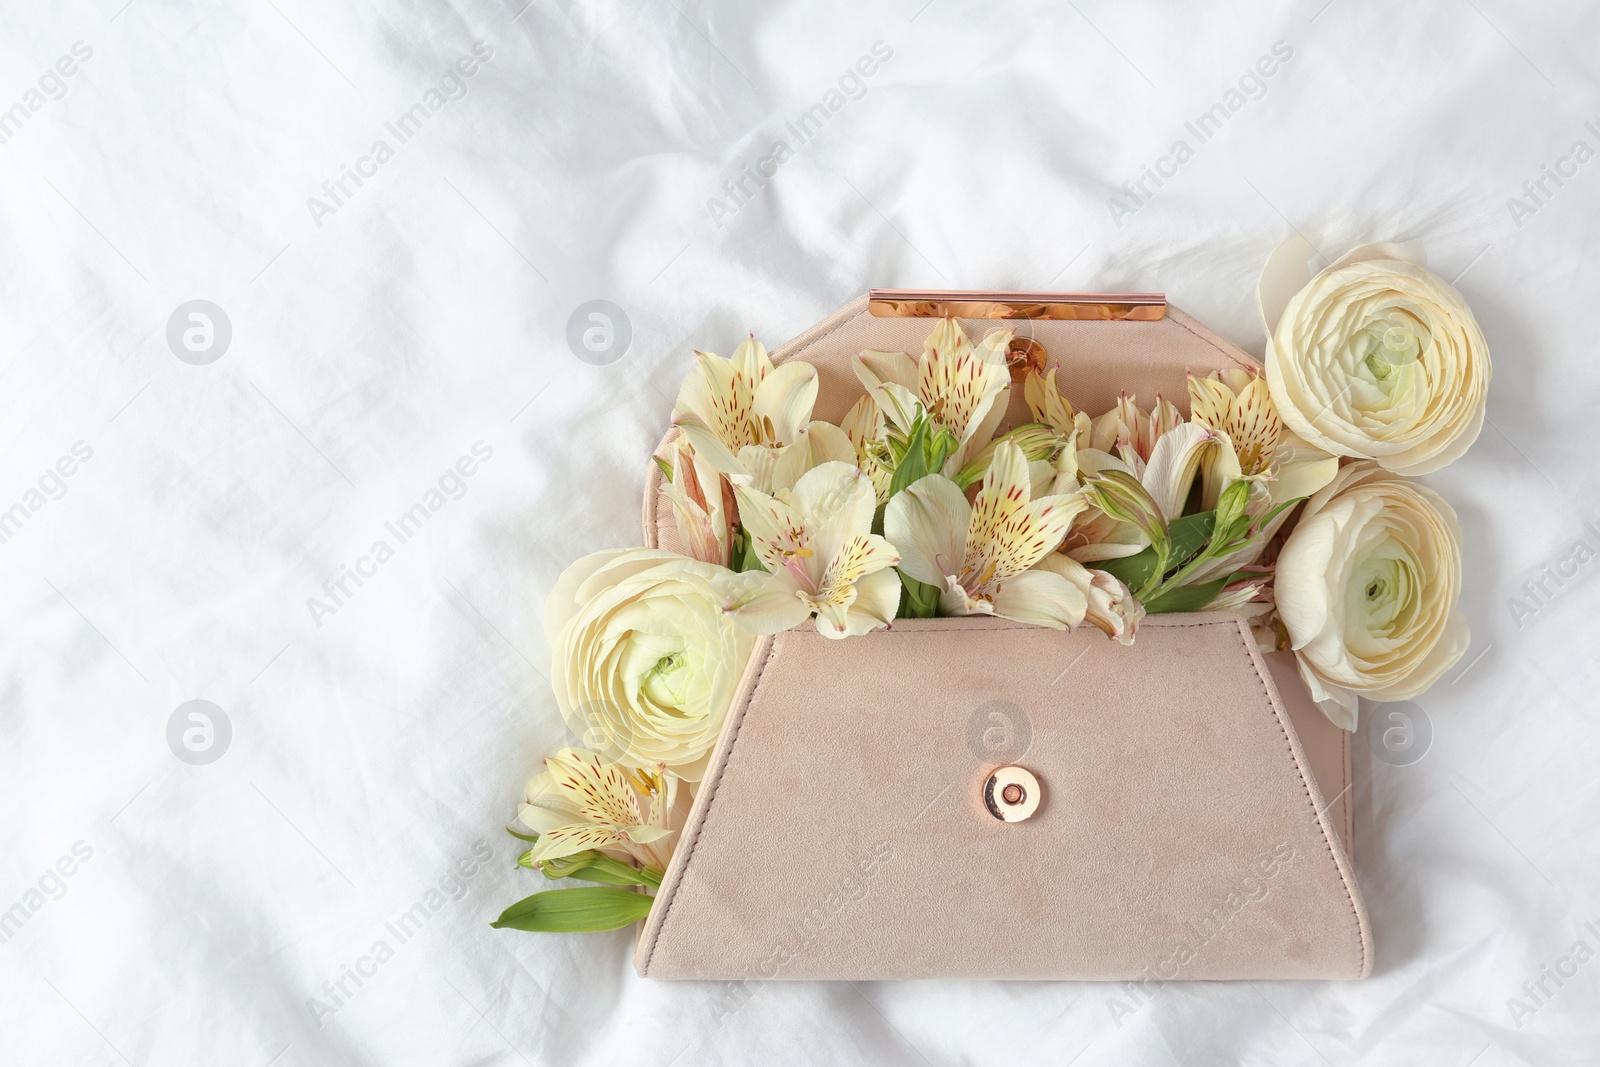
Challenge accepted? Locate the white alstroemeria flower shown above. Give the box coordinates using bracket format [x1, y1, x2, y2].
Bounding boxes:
[1181, 368, 1340, 584]
[656, 439, 735, 567]
[1034, 553, 1144, 644]
[1088, 392, 1183, 468]
[840, 395, 893, 505]
[767, 420, 858, 493]
[1208, 579, 1271, 615]
[1023, 368, 1092, 440]
[1017, 370, 1094, 497]
[854, 318, 1014, 474]
[722, 462, 901, 639]
[885, 441, 1089, 628]
[1018, 378, 1181, 553]
[673, 336, 851, 492]
[1276, 461, 1468, 730]
[1188, 368, 1281, 481]
[1069, 422, 1227, 562]
[1189, 367, 1338, 507]
[1138, 421, 1226, 520]
[1260, 238, 1491, 475]
[518, 749, 678, 872]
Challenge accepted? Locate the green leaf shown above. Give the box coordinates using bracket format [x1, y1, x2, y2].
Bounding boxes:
[1142, 569, 1257, 614]
[731, 528, 767, 574]
[1092, 549, 1151, 592]
[504, 826, 539, 844]
[1096, 511, 1216, 591]
[490, 887, 654, 932]
[1168, 511, 1218, 564]
[1257, 495, 1307, 531]
[1142, 577, 1233, 614]
[897, 568, 941, 618]
[887, 418, 933, 499]
[652, 454, 674, 481]
[882, 408, 964, 502]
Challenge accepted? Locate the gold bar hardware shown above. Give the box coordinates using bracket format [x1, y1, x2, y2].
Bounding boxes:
[868, 288, 1166, 321]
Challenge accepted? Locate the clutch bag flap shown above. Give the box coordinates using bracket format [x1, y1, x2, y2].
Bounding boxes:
[635, 616, 1370, 981]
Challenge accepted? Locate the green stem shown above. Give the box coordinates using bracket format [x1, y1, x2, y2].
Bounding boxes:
[1139, 514, 1273, 607]
[572, 855, 663, 888]
[1143, 547, 1216, 604]
[1134, 540, 1170, 602]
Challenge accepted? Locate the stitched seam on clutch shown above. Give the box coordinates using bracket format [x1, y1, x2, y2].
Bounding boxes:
[777, 300, 867, 368]
[1342, 723, 1355, 864]
[641, 634, 780, 973]
[871, 617, 1239, 634]
[1231, 620, 1368, 978]
[1168, 311, 1260, 374]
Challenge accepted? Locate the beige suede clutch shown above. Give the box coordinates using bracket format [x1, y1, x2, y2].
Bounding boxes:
[635, 297, 1371, 981]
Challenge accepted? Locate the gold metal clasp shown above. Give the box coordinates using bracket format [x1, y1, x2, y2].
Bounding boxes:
[983, 766, 1043, 822]
[869, 289, 1166, 321]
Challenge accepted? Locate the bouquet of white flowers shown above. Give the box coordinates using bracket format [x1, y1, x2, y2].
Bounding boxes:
[493, 240, 1488, 937]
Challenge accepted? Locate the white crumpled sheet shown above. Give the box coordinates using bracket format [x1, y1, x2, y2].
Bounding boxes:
[4, 0, 1598, 1064]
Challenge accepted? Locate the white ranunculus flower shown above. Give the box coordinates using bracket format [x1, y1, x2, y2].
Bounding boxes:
[1275, 461, 1469, 730]
[545, 548, 755, 780]
[1260, 238, 1491, 476]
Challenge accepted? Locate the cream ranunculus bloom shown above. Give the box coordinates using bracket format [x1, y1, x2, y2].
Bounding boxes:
[545, 548, 755, 780]
[1260, 238, 1491, 476]
[1275, 461, 1469, 730]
